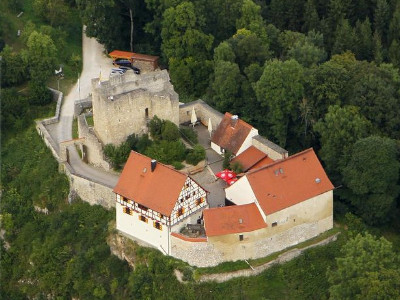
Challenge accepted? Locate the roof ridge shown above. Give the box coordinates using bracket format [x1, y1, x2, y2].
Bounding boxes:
[247, 148, 314, 175]
[224, 112, 254, 129]
[130, 150, 188, 179]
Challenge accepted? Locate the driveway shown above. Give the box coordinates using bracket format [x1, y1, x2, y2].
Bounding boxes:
[49, 28, 119, 187]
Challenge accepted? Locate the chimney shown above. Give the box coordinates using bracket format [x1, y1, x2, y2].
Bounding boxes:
[151, 159, 157, 172]
[231, 115, 239, 127]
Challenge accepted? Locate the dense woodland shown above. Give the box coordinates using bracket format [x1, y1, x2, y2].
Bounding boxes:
[1, 0, 400, 299]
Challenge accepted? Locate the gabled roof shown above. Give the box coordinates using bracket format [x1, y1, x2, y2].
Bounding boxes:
[211, 113, 253, 155]
[231, 146, 274, 172]
[203, 203, 267, 237]
[246, 148, 334, 215]
[113, 151, 187, 216]
[109, 50, 159, 62]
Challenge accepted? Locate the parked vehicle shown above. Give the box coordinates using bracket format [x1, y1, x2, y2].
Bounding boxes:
[113, 58, 141, 74]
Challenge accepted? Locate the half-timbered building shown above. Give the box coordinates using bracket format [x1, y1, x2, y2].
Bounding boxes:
[114, 151, 208, 254]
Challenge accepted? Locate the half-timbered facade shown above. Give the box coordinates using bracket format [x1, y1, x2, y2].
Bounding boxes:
[114, 151, 208, 254]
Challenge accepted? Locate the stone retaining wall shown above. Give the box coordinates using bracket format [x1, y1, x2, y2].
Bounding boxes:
[36, 89, 115, 210]
[197, 232, 339, 283]
[179, 100, 224, 129]
[77, 113, 111, 170]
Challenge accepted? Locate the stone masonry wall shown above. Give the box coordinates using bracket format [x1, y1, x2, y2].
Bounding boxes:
[92, 70, 179, 145]
[62, 163, 115, 209]
[36, 89, 115, 210]
[170, 215, 332, 267]
[77, 113, 111, 170]
[179, 100, 224, 128]
[170, 235, 224, 267]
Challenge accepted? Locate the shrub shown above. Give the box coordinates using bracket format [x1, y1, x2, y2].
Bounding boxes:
[230, 161, 243, 173]
[222, 150, 233, 169]
[149, 115, 163, 140]
[161, 120, 180, 141]
[172, 161, 185, 170]
[186, 144, 205, 165]
[180, 127, 198, 144]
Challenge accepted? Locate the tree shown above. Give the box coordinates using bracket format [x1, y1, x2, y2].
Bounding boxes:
[287, 39, 327, 67]
[332, 19, 356, 55]
[24, 31, 57, 80]
[0, 45, 28, 87]
[213, 41, 236, 62]
[149, 115, 163, 139]
[388, 2, 400, 44]
[388, 39, 400, 67]
[354, 18, 373, 61]
[255, 59, 304, 147]
[211, 60, 244, 112]
[33, 0, 70, 26]
[347, 62, 400, 139]
[373, 31, 384, 64]
[313, 105, 372, 181]
[161, 1, 213, 61]
[236, 0, 268, 44]
[28, 80, 52, 105]
[302, 0, 320, 32]
[374, 0, 390, 44]
[341, 136, 399, 225]
[327, 233, 400, 299]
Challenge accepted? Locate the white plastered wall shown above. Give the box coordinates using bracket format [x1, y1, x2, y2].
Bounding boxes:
[116, 202, 170, 254]
[236, 128, 259, 155]
[225, 176, 256, 205]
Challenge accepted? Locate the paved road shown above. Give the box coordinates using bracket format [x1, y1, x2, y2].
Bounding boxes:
[51, 28, 119, 187]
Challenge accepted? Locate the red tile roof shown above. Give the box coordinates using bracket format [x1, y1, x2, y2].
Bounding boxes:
[203, 203, 267, 237]
[246, 148, 334, 215]
[211, 113, 253, 155]
[113, 151, 187, 216]
[231, 146, 274, 172]
[109, 50, 159, 62]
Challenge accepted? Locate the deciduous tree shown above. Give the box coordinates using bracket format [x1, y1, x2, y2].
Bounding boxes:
[328, 233, 400, 299]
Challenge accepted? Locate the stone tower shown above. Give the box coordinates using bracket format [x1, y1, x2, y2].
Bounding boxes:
[91, 70, 179, 145]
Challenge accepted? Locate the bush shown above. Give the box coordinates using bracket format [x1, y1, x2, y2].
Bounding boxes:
[161, 120, 180, 141]
[230, 161, 243, 173]
[145, 140, 186, 164]
[149, 115, 163, 140]
[186, 144, 205, 165]
[222, 150, 233, 169]
[104, 142, 131, 170]
[180, 127, 198, 144]
[172, 161, 185, 170]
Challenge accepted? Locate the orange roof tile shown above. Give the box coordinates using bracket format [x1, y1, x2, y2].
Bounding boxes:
[246, 148, 334, 215]
[113, 151, 187, 216]
[250, 156, 275, 171]
[211, 113, 253, 155]
[109, 50, 159, 62]
[203, 203, 267, 237]
[231, 146, 274, 172]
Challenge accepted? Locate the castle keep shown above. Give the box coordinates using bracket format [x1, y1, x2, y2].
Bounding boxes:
[91, 70, 179, 145]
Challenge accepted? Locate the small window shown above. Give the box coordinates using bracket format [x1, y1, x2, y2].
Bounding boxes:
[239, 234, 244, 241]
[154, 221, 162, 230]
[192, 191, 196, 196]
[145, 108, 149, 118]
[185, 195, 190, 200]
[159, 213, 163, 219]
[123, 207, 132, 215]
[196, 197, 205, 206]
[177, 207, 184, 217]
[139, 215, 148, 223]
[272, 222, 278, 227]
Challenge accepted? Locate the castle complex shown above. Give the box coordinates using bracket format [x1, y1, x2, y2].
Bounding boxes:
[38, 66, 334, 268]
